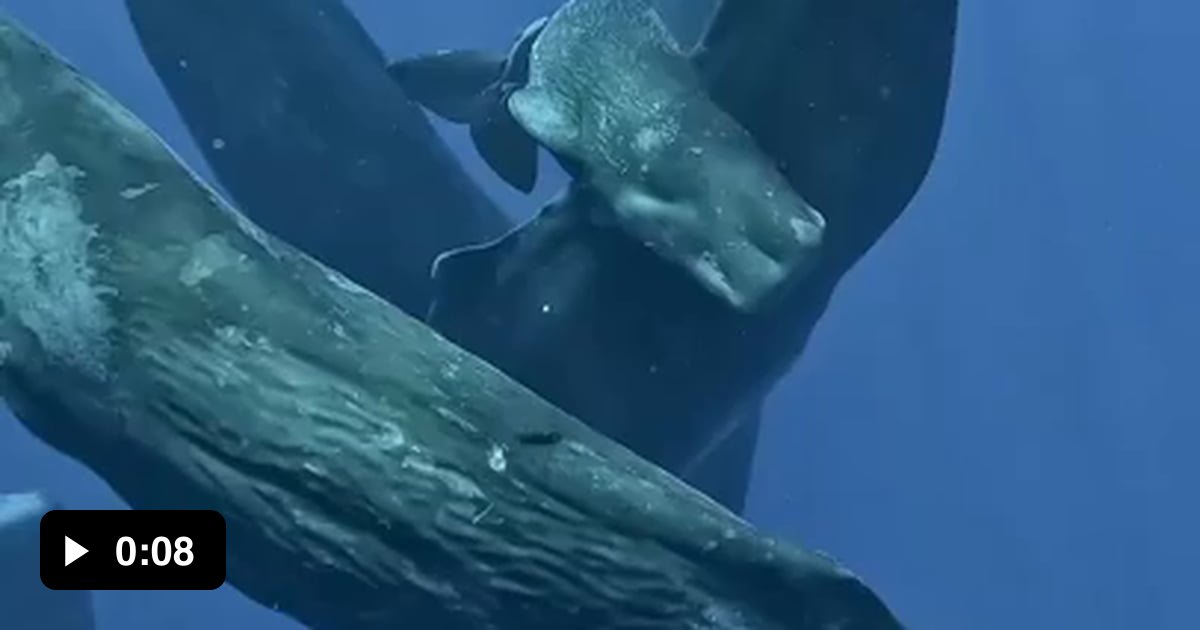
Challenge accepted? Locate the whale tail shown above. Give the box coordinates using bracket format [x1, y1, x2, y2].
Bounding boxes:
[387, 51, 540, 193]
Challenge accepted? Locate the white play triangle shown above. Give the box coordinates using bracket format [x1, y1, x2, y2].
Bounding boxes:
[63, 535, 88, 567]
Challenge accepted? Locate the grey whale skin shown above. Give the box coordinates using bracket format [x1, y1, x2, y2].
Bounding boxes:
[421, 0, 959, 507]
[1, 493, 95, 630]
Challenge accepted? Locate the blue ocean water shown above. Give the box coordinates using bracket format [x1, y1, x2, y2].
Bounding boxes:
[0, 0, 1195, 628]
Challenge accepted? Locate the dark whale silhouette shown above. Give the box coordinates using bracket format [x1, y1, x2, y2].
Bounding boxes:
[123, 0, 511, 318]
[423, 0, 959, 510]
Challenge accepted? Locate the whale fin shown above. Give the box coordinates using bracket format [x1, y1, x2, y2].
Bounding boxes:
[471, 84, 540, 193]
[386, 50, 503, 124]
[388, 52, 539, 193]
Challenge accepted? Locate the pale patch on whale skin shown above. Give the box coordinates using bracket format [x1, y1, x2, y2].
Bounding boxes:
[178, 233, 247, 287]
[508, 0, 825, 312]
[119, 181, 160, 200]
[0, 153, 115, 378]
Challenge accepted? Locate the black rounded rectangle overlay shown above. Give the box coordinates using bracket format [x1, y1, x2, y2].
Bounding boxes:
[40, 510, 226, 591]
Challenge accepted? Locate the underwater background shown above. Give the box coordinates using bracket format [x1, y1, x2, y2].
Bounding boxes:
[0, 0, 1196, 628]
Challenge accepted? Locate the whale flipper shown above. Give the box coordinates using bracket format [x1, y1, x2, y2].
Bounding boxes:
[388, 52, 539, 192]
[470, 84, 540, 193]
[390, 52, 538, 191]
[388, 18, 549, 194]
[386, 50, 504, 124]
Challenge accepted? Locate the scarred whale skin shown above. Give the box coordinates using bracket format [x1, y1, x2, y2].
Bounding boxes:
[509, 0, 826, 313]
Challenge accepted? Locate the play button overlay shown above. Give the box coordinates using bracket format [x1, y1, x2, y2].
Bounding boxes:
[40, 509, 226, 590]
[63, 535, 88, 567]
